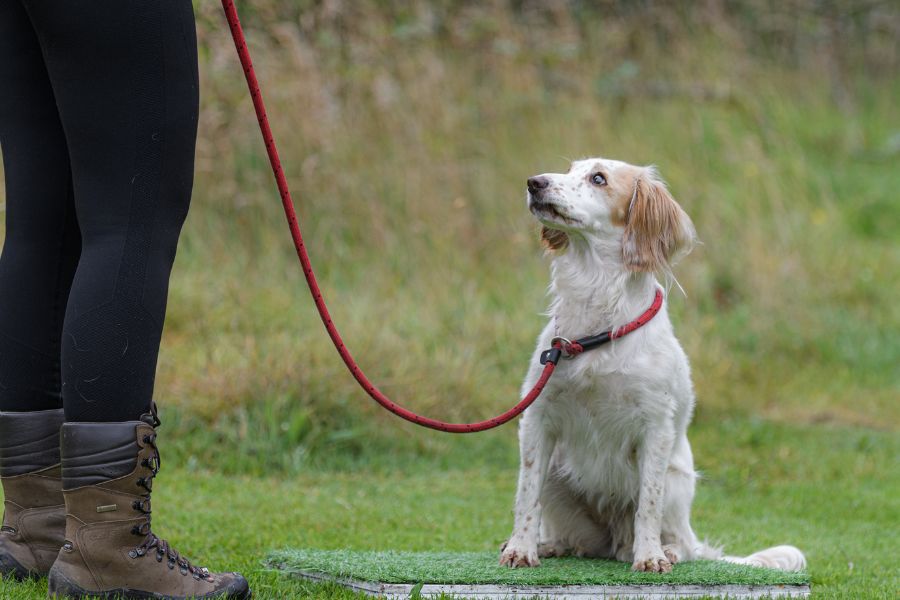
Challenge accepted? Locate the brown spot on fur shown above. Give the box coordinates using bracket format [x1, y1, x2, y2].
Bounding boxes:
[540, 226, 569, 252]
[605, 165, 641, 227]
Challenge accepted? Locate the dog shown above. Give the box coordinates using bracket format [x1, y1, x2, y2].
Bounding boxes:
[499, 158, 805, 573]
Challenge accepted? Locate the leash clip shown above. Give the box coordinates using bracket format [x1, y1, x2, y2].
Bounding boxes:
[551, 336, 577, 359]
[540, 337, 576, 365]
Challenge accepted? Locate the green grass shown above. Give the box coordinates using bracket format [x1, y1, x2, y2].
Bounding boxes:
[268, 549, 809, 586]
[1, 419, 896, 599]
[1, 2, 898, 599]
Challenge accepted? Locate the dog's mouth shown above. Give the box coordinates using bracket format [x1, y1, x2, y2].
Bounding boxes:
[529, 198, 579, 226]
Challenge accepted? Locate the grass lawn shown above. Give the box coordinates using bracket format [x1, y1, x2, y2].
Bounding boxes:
[1, 418, 896, 599]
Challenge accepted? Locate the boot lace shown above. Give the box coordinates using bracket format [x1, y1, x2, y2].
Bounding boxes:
[128, 431, 211, 580]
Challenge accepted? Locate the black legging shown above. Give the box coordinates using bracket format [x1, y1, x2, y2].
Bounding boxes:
[0, 1, 198, 422]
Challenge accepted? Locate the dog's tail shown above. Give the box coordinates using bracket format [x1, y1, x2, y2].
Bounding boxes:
[689, 541, 805, 572]
[720, 545, 807, 571]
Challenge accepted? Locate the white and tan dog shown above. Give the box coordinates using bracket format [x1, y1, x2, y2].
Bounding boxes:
[499, 158, 805, 573]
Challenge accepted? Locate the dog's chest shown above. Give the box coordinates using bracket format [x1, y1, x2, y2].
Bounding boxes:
[550, 374, 647, 437]
[544, 372, 656, 497]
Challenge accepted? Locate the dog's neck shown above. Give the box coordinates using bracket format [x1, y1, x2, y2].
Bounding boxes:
[548, 235, 659, 336]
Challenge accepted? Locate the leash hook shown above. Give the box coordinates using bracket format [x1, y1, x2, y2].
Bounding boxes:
[551, 336, 577, 360]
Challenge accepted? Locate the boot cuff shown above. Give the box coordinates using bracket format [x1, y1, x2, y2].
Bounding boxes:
[0, 408, 65, 477]
[60, 422, 144, 490]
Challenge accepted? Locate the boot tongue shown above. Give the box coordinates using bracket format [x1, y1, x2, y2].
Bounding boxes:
[139, 401, 161, 428]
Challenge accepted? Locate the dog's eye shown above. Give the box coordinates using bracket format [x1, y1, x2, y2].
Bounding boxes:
[590, 173, 607, 186]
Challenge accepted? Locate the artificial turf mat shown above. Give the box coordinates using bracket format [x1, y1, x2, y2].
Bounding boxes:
[267, 549, 810, 587]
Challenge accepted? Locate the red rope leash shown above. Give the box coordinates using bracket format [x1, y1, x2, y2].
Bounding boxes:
[220, 1, 663, 433]
[220, 0, 556, 433]
[612, 289, 663, 339]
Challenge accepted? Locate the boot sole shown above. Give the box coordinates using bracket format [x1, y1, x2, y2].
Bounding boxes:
[48, 566, 252, 600]
[0, 550, 38, 581]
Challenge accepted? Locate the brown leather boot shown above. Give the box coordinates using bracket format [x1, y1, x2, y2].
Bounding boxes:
[0, 408, 66, 579]
[47, 409, 250, 599]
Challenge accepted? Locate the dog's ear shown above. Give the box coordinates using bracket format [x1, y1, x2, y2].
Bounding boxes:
[622, 170, 695, 272]
[541, 226, 569, 252]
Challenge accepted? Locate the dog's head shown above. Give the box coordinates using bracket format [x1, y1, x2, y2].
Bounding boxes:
[527, 158, 696, 272]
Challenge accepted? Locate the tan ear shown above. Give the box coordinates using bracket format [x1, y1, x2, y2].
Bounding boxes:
[622, 171, 695, 272]
[541, 226, 569, 252]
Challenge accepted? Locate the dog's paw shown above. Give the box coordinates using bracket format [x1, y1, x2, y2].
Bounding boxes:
[499, 540, 540, 568]
[632, 554, 673, 573]
[662, 544, 680, 565]
[537, 541, 568, 558]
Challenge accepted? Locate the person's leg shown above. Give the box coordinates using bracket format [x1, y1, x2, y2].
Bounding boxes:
[0, 1, 80, 413]
[0, 0, 74, 580]
[22, 0, 199, 423]
[21, 2, 250, 597]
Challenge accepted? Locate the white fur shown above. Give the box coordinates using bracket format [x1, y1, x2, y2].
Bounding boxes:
[499, 158, 805, 573]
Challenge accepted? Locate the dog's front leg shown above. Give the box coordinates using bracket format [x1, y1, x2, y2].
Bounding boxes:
[632, 422, 676, 573]
[499, 407, 554, 568]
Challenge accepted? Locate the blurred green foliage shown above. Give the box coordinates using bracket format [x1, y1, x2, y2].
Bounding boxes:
[161, 0, 900, 469]
[2, 1, 898, 467]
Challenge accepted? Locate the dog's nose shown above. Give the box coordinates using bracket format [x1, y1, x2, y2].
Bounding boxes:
[527, 176, 550, 194]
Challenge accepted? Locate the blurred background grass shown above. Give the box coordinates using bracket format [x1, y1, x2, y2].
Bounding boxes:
[3, 0, 899, 473]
